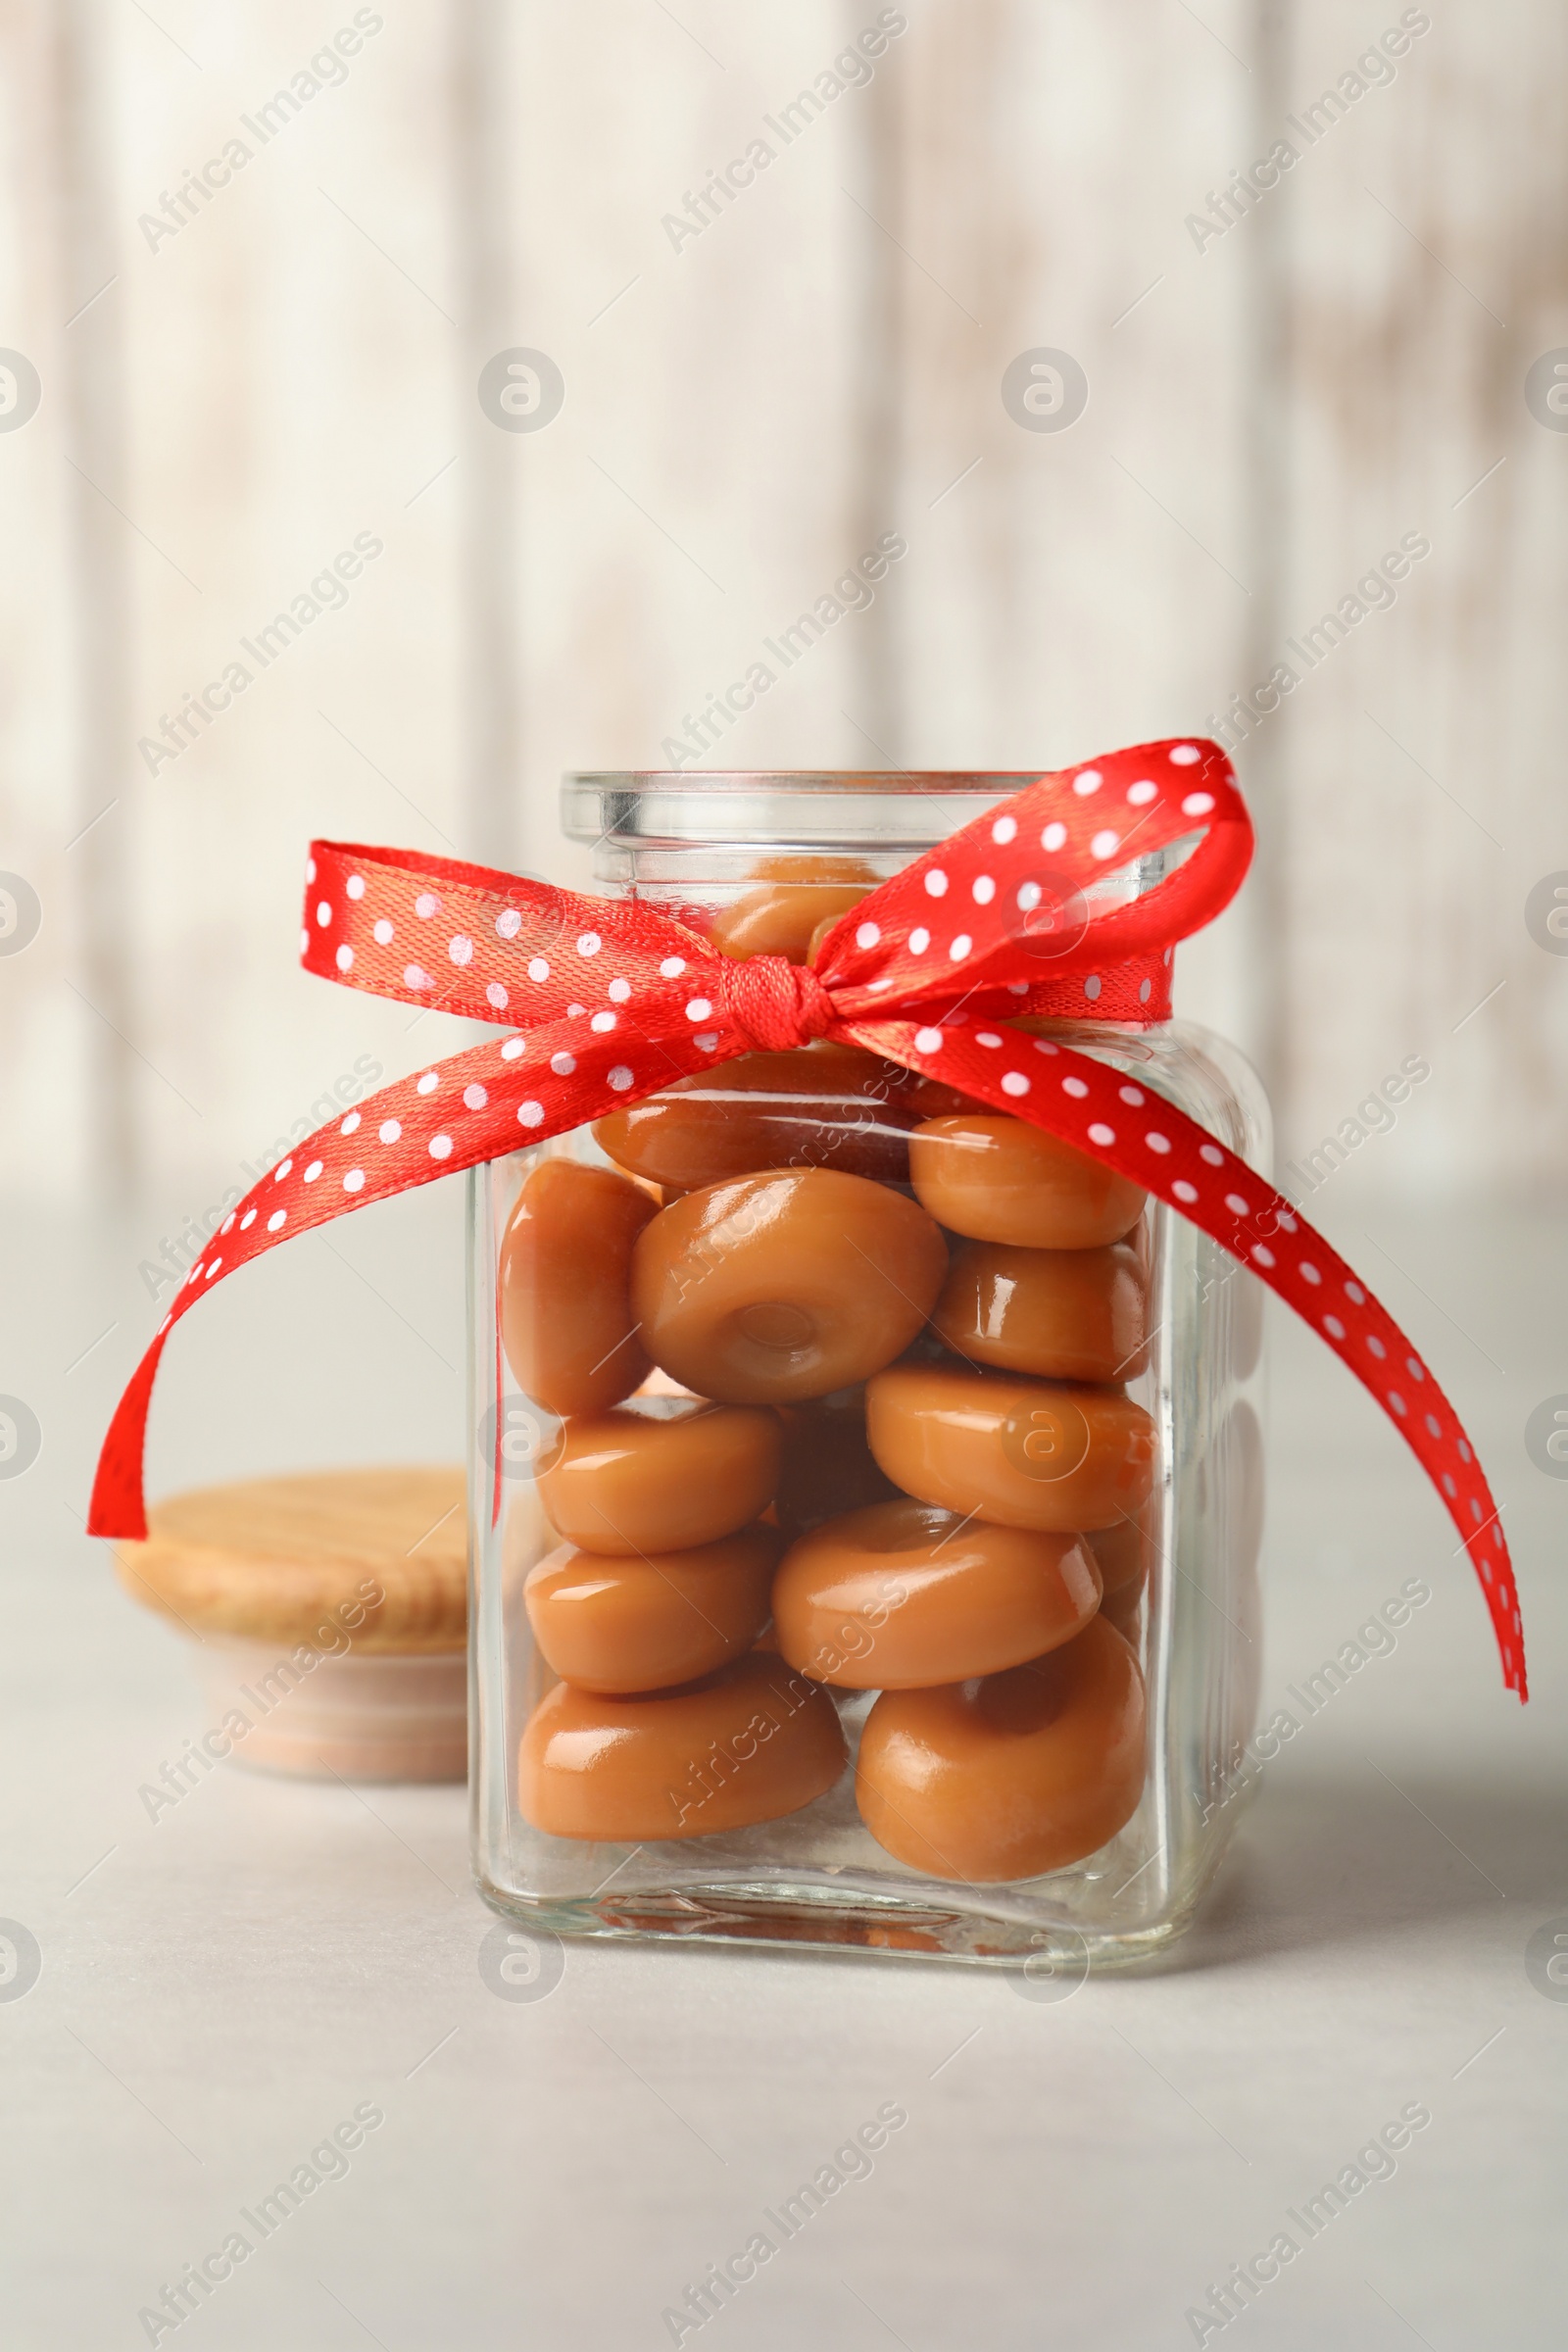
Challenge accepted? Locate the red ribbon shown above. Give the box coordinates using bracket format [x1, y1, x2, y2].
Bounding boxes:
[89, 739, 1525, 1700]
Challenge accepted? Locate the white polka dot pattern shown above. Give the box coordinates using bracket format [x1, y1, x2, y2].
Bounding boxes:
[84, 742, 1525, 1705]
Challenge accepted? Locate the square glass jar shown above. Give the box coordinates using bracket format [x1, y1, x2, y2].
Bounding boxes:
[467, 773, 1269, 1970]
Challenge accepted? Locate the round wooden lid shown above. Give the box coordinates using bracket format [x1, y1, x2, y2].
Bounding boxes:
[113, 1467, 466, 1654]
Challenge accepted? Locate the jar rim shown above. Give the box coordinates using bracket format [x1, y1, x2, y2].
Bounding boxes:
[565, 770, 1046, 785]
[562, 771, 1031, 851]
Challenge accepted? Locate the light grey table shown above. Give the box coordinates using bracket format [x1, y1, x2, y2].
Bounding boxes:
[3, 1193, 1563, 2350]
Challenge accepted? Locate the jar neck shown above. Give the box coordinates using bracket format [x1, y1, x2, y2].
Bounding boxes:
[563, 771, 1025, 873]
[562, 771, 1174, 1028]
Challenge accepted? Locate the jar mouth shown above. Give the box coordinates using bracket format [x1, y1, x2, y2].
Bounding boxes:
[563, 771, 1033, 853]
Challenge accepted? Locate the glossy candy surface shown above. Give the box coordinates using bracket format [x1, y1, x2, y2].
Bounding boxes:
[908, 1115, 1147, 1250]
[1086, 1515, 1151, 1639]
[709, 856, 876, 964]
[771, 1498, 1102, 1689]
[932, 1237, 1149, 1383]
[1101, 1580, 1146, 1642]
[632, 1169, 948, 1404]
[855, 1616, 1147, 1882]
[499, 1159, 655, 1415]
[518, 1648, 847, 1841]
[773, 1388, 900, 1539]
[525, 1526, 780, 1693]
[1085, 1512, 1151, 1600]
[535, 1402, 781, 1555]
[594, 1046, 935, 1192]
[865, 1360, 1156, 1533]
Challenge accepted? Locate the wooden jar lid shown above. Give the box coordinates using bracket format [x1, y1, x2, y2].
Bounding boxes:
[113, 1467, 467, 1654]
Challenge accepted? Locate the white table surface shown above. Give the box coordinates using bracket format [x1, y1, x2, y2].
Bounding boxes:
[3, 1189, 1564, 2351]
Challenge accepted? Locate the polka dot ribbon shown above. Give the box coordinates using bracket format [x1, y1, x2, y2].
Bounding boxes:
[87, 737, 1525, 1701]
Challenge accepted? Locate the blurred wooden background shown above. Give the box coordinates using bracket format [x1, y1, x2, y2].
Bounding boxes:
[2, 0, 1566, 1235]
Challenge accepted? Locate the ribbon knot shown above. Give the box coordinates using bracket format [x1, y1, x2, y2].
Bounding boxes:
[719, 954, 837, 1054]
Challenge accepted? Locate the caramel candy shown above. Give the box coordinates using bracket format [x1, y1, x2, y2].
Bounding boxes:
[595, 1046, 930, 1192]
[1101, 1580, 1145, 1642]
[933, 1238, 1149, 1383]
[908, 1115, 1147, 1250]
[632, 1170, 947, 1404]
[865, 1361, 1156, 1533]
[525, 1526, 779, 1692]
[519, 1648, 847, 1841]
[1085, 1511, 1152, 1600]
[896, 1075, 987, 1121]
[774, 1389, 899, 1539]
[773, 1499, 1102, 1689]
[1090, 1512, 1152, 1641]
[499, 1159, 655, 1416]
[856, 1617, 1147, 1882]
[710, 856, 874, 964]
[806, 909, 851, 966]
[535, 1402, 782, 1555]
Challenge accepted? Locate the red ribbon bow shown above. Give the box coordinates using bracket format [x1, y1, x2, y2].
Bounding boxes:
[89, 739, 1525, 1700]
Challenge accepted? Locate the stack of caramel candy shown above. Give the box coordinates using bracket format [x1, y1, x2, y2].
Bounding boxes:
[510, 871, 1153, 1886]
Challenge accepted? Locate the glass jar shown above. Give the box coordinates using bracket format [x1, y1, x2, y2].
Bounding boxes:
[467, 773, 1269, 1970]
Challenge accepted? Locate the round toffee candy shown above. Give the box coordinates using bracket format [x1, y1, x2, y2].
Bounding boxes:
[595, 1046, 974, 1194]
[907, 1115, 1147, 1250]
[864, 1361, 1156, 1534]
[1085, 1515, 1152, 1640]
[855, 1616, 1147, 1883]
[518, 1649, 847, 1841]
[631, 1168, 948, 1405]
[1084, 1512, 1151, 1600]
[535, 1402, 782, 1555]
[499, 1158, 656, 1416]
[773, 1388, 900, 1541]
[1101, 1582, 1145, 1642]
[709, 856, 875, 964]
[594, 1045, 935, 1192]
[524, 1526, 780, 1694]
[932, 1237, 1149, 1384]
[771, 1498, 1102, 1689]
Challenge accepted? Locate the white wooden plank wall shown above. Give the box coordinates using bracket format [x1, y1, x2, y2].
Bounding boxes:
[0, 0, 1563, 1222]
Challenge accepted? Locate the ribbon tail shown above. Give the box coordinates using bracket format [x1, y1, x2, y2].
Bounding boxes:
[87, 1332, 171, 1541]
[842, 1017, 1526, 1702]
[86, 1011, 710, 1541]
